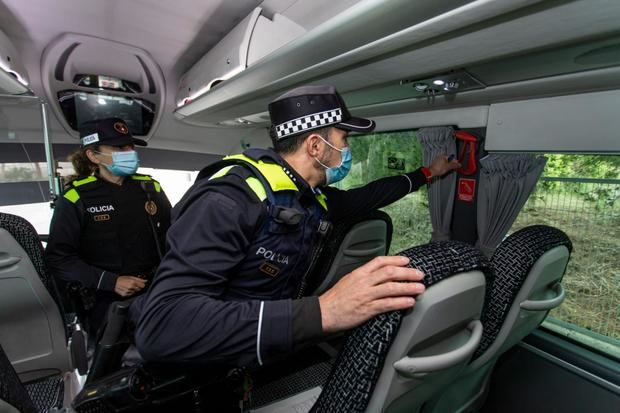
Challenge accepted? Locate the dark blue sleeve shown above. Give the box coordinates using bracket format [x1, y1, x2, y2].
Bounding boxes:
[323, 169, 427, 222]
[133, 182, 295, 367]
[45, 195, 118, 291]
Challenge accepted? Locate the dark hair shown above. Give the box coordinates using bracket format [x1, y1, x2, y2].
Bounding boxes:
[269, 126, 330, 155]
[65, 145, 99, 186]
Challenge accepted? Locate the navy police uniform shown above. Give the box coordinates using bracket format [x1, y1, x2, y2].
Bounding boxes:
[45, 118, 172, 334]
[131, 86, 428, 367]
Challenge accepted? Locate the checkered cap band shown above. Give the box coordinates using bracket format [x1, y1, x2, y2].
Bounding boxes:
[275, 108, 342, 139]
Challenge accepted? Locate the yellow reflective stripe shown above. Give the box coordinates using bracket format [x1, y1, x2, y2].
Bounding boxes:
[131, 175, 153, 181]
[209, 166, 234, 180]
[245, 177, 267, 201]
[316, 193, 328, 211]
[64, 188, 80, 203]
[131, 174, 161, 192]
[224, 154, 298, 192]
[72, 175, 97, 187]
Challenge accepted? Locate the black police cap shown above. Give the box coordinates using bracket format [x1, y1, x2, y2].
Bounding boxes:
[78, 117, 147, 147]
[268, 85, 376, 140]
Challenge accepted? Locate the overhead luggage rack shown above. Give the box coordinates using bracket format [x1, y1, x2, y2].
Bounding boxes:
[173, 0, 620, 130]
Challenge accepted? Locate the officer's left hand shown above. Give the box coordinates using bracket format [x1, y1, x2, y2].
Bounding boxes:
[318, 256, 425, 334]
[428, 154, 460, 178]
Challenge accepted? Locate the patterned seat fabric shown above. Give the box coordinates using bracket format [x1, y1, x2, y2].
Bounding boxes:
[24, 377, 65, 413]
[310, 241, 491, 412]
[305, 210, 393, 294]
[473, 225, 572, 359]
[0, 212, 65, 313]
[0, 344, 37, 413]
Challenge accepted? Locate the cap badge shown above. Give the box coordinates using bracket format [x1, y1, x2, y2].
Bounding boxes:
[81, 133, 99, 145]
[114, 122, 129, 134]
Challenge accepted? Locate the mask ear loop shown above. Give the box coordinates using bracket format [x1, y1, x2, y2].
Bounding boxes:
[91, 150, 113, 168]
[316, 136, 345, 169]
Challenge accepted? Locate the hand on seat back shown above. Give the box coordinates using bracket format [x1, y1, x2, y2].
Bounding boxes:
[318, 256, 425, 333]
[115, 275, 147, 297]
[428, 154, 461, 178]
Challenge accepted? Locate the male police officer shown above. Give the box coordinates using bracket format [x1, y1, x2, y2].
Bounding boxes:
[131, 86, 458, 367]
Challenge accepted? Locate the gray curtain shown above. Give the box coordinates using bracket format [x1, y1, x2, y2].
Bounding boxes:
[417, 127, 457, 241]
[476, 153, 547, 256]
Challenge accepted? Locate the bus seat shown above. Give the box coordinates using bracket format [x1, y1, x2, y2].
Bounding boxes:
[428, 225, 572, 413]
[0, 340, 66, 413]
[0, 212, 72, 382]
[310, 241, 489, 413]
[0, 342, 38, 413]
[310, 210, 393, 295]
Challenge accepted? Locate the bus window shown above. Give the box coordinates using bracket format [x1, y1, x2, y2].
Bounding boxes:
[334, 130, 431, 253]
[511, 154, 620, 359]
[0, 159, 54, 235]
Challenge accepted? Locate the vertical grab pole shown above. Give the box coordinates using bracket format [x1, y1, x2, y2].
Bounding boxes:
[40, 100, 60, 207]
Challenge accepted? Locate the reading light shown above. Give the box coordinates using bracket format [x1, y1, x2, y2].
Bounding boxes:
[432, 79, 445, 86]
[414, 83, 428, 92]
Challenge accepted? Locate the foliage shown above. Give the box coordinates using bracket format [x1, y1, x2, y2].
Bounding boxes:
[0, 165, 44, 183]
[543, 154, 620, 179]
[336, 131, 424, 189]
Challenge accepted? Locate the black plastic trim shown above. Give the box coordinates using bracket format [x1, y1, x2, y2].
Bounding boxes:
[54, 42, 80, 81]
[135, 55, 156, 94]
[523, 329, 620, 387]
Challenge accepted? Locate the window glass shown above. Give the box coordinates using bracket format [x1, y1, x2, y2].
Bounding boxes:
[335, 130, 431, 253]
[510, 154, 620, 358]
[0, 160, 54, 235]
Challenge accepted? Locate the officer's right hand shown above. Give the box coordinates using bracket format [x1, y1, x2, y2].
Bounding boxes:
[115, 276, 147, 297]
[318, 256, 425, 333]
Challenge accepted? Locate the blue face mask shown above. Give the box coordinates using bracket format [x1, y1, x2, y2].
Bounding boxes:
[96, 150, 140, 176]
[315, 137, 352, 185]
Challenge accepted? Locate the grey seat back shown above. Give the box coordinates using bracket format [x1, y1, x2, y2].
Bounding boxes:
[311, 210, 392, 295]
[473, 225, 572, 366]
[0, 213, 71, 382]
[311, 241, 490, 413]
[429, 225, 572, 413]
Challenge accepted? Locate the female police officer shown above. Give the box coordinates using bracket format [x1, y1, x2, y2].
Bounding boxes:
[45, 117, 171, 336]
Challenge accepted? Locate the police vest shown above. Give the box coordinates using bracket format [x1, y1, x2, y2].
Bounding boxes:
[199, 153, 330, 300]
[63, 174, 168, 275]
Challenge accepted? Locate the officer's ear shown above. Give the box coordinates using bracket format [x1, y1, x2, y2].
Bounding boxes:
[85, 147, 100, 164]
[305, 133, 324, 158]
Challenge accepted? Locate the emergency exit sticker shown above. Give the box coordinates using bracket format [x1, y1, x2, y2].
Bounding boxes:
[458, 178, 476, 202]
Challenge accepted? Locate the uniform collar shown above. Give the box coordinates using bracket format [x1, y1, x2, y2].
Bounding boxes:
[242, 148, 313, 194]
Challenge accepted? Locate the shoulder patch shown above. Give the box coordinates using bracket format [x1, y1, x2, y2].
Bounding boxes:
[72, 175, 97, 187]
[63, 188, 80, 203]
[131, 174, 153, 181]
